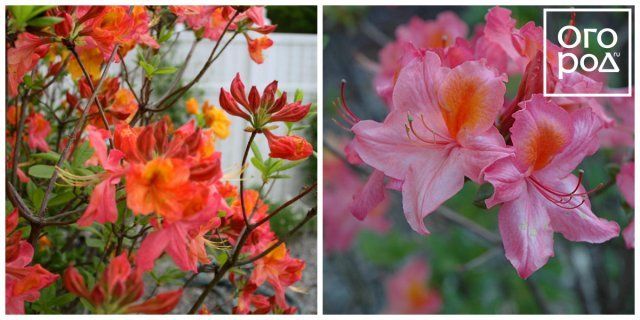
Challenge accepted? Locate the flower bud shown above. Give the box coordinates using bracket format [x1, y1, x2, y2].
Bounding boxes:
[219, 88, 250, 120]
[54, 12, 73, 38]
[231, 73, 250, 108]
[270, 102, 311, 123]
[248, 86, 261, 113]
[63, 266, 92, 301]
[265, 131, 313, 161]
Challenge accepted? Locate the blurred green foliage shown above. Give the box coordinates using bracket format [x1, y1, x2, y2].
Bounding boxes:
[267, 6, 317, 34]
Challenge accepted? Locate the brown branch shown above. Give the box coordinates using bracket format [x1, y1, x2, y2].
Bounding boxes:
[10, 91, 30, 186]
[146, 11, 240, 113]
[68, 45, 113, 145]
[236, 207, 317, 266]
[252, 182, 317, 228]
[239, 132, 257, 227]
[35, 45, 120, 223]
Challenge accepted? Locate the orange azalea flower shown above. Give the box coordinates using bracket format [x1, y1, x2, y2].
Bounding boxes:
[126, 157, 192, 222]
[202, 101, 231, 139]
[109, 88, 138, 121]
[83, 6, 135, 60]
[67, 46, 103, 80]
[245, 35, 273, 64]
[250, 242, 305, 310]
[185, 97, 200, 115]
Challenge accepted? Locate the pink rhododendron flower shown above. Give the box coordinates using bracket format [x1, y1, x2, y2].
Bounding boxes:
[617, 161, 634, 249]
[323, 152, 390, 253]
[484, 94, 619, 279]
[375, 11, 468, 107]
[352, 51, 509, 234]
[384, 257, 442, 314]
[599, 90, 634, 148]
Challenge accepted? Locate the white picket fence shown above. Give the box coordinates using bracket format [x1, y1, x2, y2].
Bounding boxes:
[166, 31, 317, 201]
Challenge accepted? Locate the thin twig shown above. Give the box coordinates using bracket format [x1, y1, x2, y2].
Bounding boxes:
[236, 207, 317, 266]
[35, 45, 120, 222]
[239, 132, 258, 227]
[252, 182, 317, 228]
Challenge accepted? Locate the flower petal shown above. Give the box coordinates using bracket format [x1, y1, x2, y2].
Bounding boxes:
[401, 149, 465, 234]
[546, 175, 619, 243]
[349, 169, 386, 220]
[484, 155, 526, 208]
[499, 183, 554, 279]
[537, 105, 604, 179]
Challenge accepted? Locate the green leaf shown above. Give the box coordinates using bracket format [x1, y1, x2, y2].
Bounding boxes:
[52, 293, 76, 306]
[72, 141, 94, 167]
[85, 238, 104, 249]
[28, 164, 55, 179]
[270, 174, 291, 180]
[251, 157, 266, 173]
[139, 60, 156, 77]
[25, 6, 55, 20]
[278, 159, 305, 172]
[27, 16, 63, 27]
[473, 183, 494, 209]
[251, 142, 263, 163]
[31, 151, 61, 162]
[217, 252, 229, 266]
[9, 6, 33, 22]
[48, 191, 75, 207]
[28, 184, 45, 211]
[153, 67, 177, 75]
[294, 89, 304, 102]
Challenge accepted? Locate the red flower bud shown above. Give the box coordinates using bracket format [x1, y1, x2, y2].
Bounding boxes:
[262, 80, 278, 109]
[248, 86, 261, 113]
[219, 88, 251, 120]
[231, 73, 251, 109]
[66, 92, 79, 109]
[268, 91, 287, 114]
[265, 131, 313, 161]
[63, 266, 92, 301]
[270, 102, 311, 123]
[47, 61, 63, 78]
[125, 289, 183, 314]
[54, 12, 73, 38]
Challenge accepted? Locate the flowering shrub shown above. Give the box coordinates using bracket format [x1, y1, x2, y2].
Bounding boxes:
[6, 5, 316, 314]
[325, 6, 633, 313]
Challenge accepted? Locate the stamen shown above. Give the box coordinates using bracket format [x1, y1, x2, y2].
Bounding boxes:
[527, 170, 602, 210]
[405, 113, 450, 146]
[340, 80, 361, 123]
